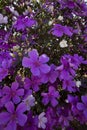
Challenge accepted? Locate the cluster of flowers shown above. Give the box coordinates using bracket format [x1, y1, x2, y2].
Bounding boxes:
[0, 0, 87, 130]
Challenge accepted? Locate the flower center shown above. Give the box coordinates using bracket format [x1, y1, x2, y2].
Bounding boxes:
[11, 91, 16, 97]
[11, 112, 17, 120]
[34, 61, 40, 67]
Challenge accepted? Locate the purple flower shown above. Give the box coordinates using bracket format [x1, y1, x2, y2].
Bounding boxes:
[0, 101, 27, 130]
[24, 76, 42, 92]
[23, 94, 35, 111]
[24, 77, 31, 90]
[23, 111, 38, 130]
[57, 105, 73, 128]
[46, 107, 57, 130]
[22, 49, 50, 76]
[41, 86, 59, 107]
[56, 56, 76, 79]
[0, 52, 12, 81]
[0, 68, 8, 81]
[58, 0, 76, 9]
[51, 24, 73, 37]
[62, 77, 77, 92]
[14, 16, 36, 31]
[2, 82, 24, 104]
[0, 13, 8, 24]
[56, 54, 87, 81]
[68, 95, 87, 124]
[41, 64, 58, 84]
[77, 95, 87, 118]
[30, 76, 42, 91]
[38, 112, 47, 129]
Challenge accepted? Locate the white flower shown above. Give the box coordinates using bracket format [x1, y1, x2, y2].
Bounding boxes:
[38, 112, 47, 129]
[9, 7, 19, 16]
[36, 0, 40, 3]
[48, 20, 54, 26]
[0, 14, 8, 24]
[58, 15, 63, 21]
[23, 95, 35, 110]
[59, 40, 68, 48]
[76, 80, 81, 88]
[30, 0, 40, 3]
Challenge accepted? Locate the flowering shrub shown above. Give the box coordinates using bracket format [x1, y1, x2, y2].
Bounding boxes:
[0, 0, 87, 130]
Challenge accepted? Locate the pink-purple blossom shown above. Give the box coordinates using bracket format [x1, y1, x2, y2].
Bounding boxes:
[0, 101, 27, 130]
[22, 49, 50, 76]
[41, 86, 60, 107]
[1, 82, 24, 104]
[14, 16, 36, 31]
[51, 24, 73, 37]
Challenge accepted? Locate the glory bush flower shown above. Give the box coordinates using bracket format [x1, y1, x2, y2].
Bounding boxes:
[38, 112, 47, 129]
[62, 77, 77, 92]
[41, 86, 59, 107]
[24, 76, 42, 92]
[59, 39, 68, 48]
[77, 95, 87, 118]
[0, 0, 87, 130]
[51, 24, 73, 37]
[0, 101, 27, 130]
[23, 94, 35, 111]
[41, 64, 58, 84]
[2, 81, 24, 104]
[22, 49, 50, 76]
[0, 13, 8, 24]
[23, 111, 38, 130]
[14, 16, 36, 31]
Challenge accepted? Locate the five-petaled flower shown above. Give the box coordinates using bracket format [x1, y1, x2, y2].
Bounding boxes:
[2, 82, 24, 104]
[41, 86, 60, 107]
[0, 101, 27, 130]
[51, 24, 73, 37]
[22, 49, 50, 76]
[77, 95, 87, 119]
[38, 112, 47, 129]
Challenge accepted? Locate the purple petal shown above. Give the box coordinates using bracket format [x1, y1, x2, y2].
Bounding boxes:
[51, 98, 58, 107]
[64, 26, 73, 36]
[28, 49, 39, 61]
[3, 86, 10, 94]
[54, 91, 59, 98]
[0, 112, 10, 124]
[49, 72, 58, 83]
[17, 89, 24, 96]
[31, 67, 40, 76]
[11, 82, 19, 90]
[5, 101, 14, 113]
[1, 95, 11, 104]
[42, 97, 49, 105]
[81, 96, 87, 105]
[17, 114, 27, 126]
[41, 73, 48, 83]
[64, 119, 69, 126]
[26, 18, 36, 27]
[52, 30, 63, 37]
[39, 54, 49, 63]
[77, 103, 85, 110]
[6, 121, 17, 130]
[49, 86, 55, 93]
[0, 68, 8, 81]
[83, 110, 87, 118]
[33, 85, 39, 92]
[40, 64, 50, 74]
[22, 57, 31, 67]
[16, 103, 27, 113]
